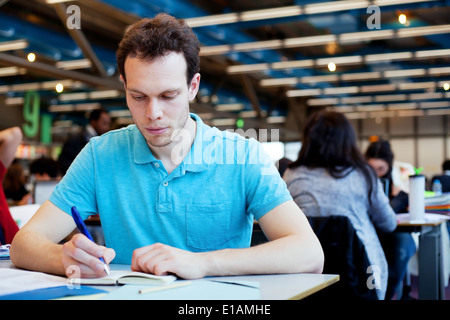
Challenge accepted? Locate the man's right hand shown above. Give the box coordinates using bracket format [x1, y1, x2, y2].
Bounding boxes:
[62, 233, 115, 278]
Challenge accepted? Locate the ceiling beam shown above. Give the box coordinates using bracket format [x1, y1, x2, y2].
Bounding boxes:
[0, 52, 123, 91]
[52, 2, 108, 77]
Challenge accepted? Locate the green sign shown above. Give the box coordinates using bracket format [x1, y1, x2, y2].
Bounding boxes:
[22, 90, 52, 144]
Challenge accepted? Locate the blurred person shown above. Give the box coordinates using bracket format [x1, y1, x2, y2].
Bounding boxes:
[430, 159, 450, 193]
[58, 108, 111, 174]
[283, 110, 397, 300]
[365, 139, 416, 300]
[0, 127, 22, 244]
[30, 157, 60, 181]
[3, 161, 31, 205]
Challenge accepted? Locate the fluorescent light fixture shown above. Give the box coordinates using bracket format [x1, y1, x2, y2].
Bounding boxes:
[415, 49, 450, 58]
[0, 67, 26, 77]
[375, 94, 407, 102]
[308, 98, 339, 106]
[228, 48, 450, 76]
[286, 89, 321, 97]
[324, 86, 358, 95]
[420, 101, 450, 108]
[89, 90, 121, 99]
[387, 102, 417, 110]
[0, 40, 28, 52]
[210, 118, 237, 126]
[186, 13, 239, 28]
[203, 24, 450, 56]
[341, 96, 373, 104]
[398, 81, 435, 90]
[56, 59, 92, 70]
[109, 109, 132, 118]
[239, 110, 259, 118]
[260, 78, 298, 87]
[384, 69, 426, 78]
[397, 24, 450, 38]
[45, 0, 75, 3]
[240, 6, 302, 21]
[365, 52, 413, 62]
[199, 45, 232, 56]
[360, 84, 397, 93]
[341, 72, 381, 81]
[185, 0, 437, 28]
[271, 59, 314, 70]
[409, 93, 443, 100]
[284, 35, 336, 48]
[227, 63, 270, 74]
[340, 29, 394, 44]
[11, 83, 40, 91]
[48, 103, 101, 113]
[215, 103, 244, 111]
[304, 0, 368, 14]
[233, 39, 283, 52]
[266, 116, 286, 124]
[428, 67, 450, 75]
[5, 97, 24, 105]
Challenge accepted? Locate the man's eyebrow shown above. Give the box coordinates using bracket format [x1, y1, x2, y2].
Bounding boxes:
[126, 88, 182, 95]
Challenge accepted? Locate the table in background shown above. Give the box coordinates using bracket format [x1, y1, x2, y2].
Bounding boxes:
[397, 213, 448, 300]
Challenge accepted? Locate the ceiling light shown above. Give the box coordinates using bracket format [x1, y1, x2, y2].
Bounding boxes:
[399, 14, 407, 24]
[444, 83, 450, 91]
[328, 62, 336, 72]
[0, 40, 28, 52]
[27, 53, 36, 62]
[55, 83, 64, 93]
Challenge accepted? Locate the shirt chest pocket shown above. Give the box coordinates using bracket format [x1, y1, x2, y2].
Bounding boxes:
[185, 203, 230, 250]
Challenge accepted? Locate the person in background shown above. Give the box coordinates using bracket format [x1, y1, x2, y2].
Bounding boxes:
[0, 127, 22, 244]
[365, 139, 417, 300]
[30, 157, 60, 181]
[277, 157, 292, 177]
[283, 110, 397, 300]
[430, 159, 450, 193]
[58, 108, 111, 175]
[2, 161, 31, 206]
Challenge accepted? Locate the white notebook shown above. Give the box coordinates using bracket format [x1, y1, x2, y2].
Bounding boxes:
[79, 270, 177, 286]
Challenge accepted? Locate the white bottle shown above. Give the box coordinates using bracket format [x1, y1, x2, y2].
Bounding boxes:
[432, 179, 442, 195]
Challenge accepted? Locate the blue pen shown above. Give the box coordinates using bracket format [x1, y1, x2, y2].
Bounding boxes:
[71, 206, 110, 276]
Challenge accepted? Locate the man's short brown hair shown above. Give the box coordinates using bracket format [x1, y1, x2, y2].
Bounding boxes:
[116, 13, 200, 85]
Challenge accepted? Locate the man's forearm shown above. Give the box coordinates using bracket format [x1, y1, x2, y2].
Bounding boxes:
[203, 234, 324, 277]
[10, 229, 66, 276]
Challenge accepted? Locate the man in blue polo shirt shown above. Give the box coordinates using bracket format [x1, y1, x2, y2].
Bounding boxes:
[11, 14, 323, 279]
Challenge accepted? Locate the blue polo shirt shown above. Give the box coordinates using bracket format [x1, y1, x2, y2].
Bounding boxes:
[50, 113, 292, 264]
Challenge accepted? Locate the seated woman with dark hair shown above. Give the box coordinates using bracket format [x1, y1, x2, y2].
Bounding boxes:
[283, 110, 397, 300]
[365, 139, 417, 300]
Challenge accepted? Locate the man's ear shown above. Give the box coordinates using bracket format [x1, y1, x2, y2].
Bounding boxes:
[120, 75, 127, 90]
[188, 73, 201, 101]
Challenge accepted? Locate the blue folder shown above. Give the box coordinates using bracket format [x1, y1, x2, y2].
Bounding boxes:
[0, 285, 107, 300]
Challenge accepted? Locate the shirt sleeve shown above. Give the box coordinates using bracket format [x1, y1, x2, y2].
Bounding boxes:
[244, 138, 292, 220]
[49, 141, 97, 220]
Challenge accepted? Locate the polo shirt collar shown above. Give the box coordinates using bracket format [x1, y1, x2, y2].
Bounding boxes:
[132, 114, 210, 173]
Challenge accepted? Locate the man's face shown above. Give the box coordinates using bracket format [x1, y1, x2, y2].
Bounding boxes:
[122, 52, 200, 149]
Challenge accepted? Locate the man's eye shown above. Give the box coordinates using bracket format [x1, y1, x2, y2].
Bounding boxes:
[163, 95, 176, 100]
[132, 96, 145, 101]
